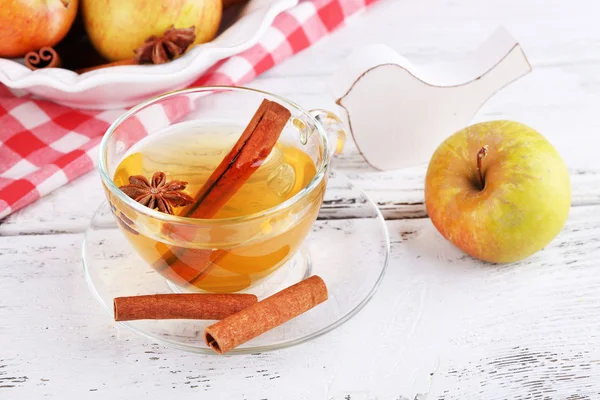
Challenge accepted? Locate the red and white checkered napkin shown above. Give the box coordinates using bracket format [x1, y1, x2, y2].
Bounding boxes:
[0, 0, 377, 219]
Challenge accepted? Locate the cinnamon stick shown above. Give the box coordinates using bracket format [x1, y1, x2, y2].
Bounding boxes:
[160, 99, 291, 288]
[113, 293, 257, 321]
[76, 59, 137, 74]
[154, 248, 227, 288]
[204, 276, 328, 354]
[186, 99, 291, 218]
[25, 47, 62, 70]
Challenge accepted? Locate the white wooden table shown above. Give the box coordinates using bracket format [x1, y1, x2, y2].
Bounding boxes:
[2, 0, 600, 398]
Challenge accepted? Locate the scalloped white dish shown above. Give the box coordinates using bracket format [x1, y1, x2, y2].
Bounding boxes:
[0, 0, 297, 109]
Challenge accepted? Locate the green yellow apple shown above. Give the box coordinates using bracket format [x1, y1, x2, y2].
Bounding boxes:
[425, 120, 570, 263]
[0, 0, 78, 58]
[81, 0, 222, 62]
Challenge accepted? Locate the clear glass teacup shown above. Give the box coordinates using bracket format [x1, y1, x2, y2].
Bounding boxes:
[99, 87, 345, 293]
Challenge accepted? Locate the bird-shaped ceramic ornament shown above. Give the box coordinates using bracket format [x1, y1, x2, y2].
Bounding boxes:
[331, 27, 532, 170]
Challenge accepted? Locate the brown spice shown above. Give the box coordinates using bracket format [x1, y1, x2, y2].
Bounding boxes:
[135, 26, 196, 64]
[160, 99, 292, 287]
[185, 99, 291, 219]
[119, 171, 194, 215]
[204, 276, 328, 354]
[75, 59, 137, 74]
[154, 248, 228, 289]
[25, 47, 62, 70]
[114, 293, 257, 321]
[76, 26, 196, 73]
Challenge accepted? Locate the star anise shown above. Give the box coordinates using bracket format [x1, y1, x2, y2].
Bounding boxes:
[119, 171, 194, 215]
[134, 26, 196, 64]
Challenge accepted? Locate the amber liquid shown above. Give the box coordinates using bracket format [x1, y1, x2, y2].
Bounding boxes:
[112, 124, 320, 292]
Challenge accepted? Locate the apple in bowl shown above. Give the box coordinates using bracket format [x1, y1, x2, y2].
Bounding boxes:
[425, 120, 571, 263]
[81, 0, 222, 62]
[0, 0, 78, 58]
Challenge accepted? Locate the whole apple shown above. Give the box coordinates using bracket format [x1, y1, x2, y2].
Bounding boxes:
[81, 0, 222, 62]
[425, 120, 570, 263]
[0, 0, 78, 58]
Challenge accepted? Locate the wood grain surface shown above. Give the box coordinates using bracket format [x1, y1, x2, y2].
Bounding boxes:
[2, 0, 600, 398]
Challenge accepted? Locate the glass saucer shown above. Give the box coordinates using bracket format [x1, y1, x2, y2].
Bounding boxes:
[82, 172, 390, 354]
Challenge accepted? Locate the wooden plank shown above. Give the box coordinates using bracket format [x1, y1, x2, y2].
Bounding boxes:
[1, 154, 598, 235]
[344, 166, 600, 220]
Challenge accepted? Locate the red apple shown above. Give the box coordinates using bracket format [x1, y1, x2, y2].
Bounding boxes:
[425, 120, 571, 263]
[0, 0, 78, 58]
[81, 0, 222, 62]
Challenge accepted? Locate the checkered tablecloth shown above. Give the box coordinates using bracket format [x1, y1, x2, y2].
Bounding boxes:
[0, 0, 376, 219]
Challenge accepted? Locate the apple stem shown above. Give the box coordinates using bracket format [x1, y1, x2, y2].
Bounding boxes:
[477, 145, 489, 189]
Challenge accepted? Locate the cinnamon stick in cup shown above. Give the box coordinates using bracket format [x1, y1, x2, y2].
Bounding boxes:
[160, 99, 292, 287]
[114, 293, 257, 321]
[204, 276, 328, 354]
[185, 98, 291, 219]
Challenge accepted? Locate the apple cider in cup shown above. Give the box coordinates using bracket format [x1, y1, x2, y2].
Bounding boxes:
[111, 123, 322, 293]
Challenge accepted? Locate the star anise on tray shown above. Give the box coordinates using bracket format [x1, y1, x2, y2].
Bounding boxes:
[134, 26, 197, 64]
[119, 172, 194, 215]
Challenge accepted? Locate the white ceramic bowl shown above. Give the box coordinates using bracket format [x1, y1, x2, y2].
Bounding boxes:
[0, 0, 296, 109]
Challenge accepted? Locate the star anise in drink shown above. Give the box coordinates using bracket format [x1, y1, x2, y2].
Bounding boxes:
[119, 171, 194, 215]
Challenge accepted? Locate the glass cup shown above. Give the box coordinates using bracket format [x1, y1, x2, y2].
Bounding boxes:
[99, 87, 346, 293]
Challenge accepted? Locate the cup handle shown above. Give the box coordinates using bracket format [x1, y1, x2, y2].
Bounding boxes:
[309, 109, 347, 158]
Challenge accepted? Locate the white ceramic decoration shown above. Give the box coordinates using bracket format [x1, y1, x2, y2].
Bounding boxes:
[331, 27, 532, 171]
[0, 0, 297, 109]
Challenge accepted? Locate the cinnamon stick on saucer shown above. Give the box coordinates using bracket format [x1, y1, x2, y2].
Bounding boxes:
[204, 276, 328, 354]
[114, 293, 257, 321]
